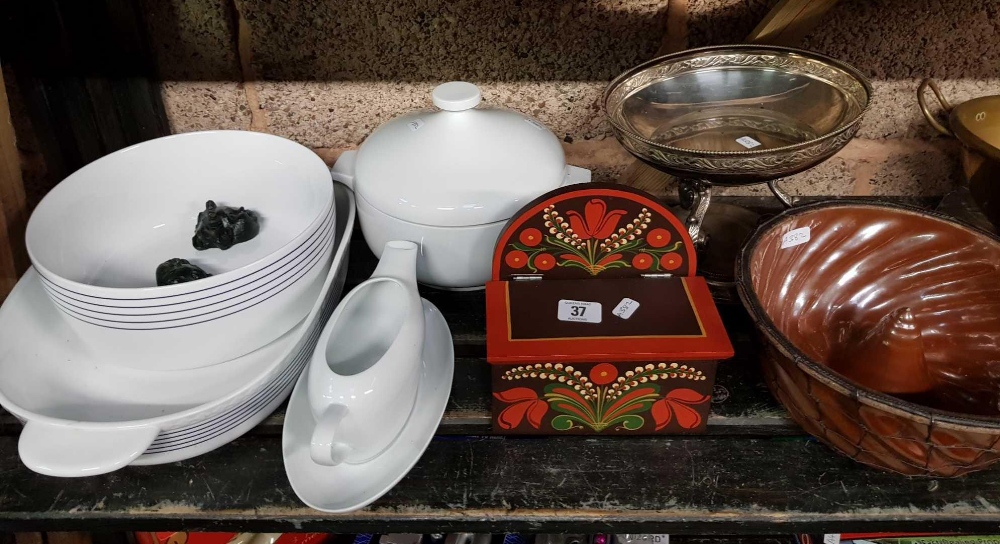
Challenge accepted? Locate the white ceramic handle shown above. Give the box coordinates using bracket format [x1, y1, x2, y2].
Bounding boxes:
[330, 150, 357, 190]
[310, 404, 352, 466]
[562, 165, 592, 187]
[18, 421, 158, 477]
[432, 82, 482, 111]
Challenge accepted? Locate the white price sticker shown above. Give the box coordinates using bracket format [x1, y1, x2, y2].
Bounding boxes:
[736, 135, 762, 149]
[557, 299, 601, 324]
[823, 535, 841, 544]
[781, 226, 811, 249]
[612, 297, 640, 320]
[407, 118, 425, 131]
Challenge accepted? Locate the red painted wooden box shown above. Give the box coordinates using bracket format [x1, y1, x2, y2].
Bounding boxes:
[485, 184, 734, 435]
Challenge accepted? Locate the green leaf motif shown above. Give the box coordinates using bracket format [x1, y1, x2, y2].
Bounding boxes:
[544, 383, 602, 429]
[599, 260, 631, 271]
[545, 393, 598, 424]
[557, 260, 592, 271]
[604, 397, 658, 422]
[545, 235, 583, 255]
[602, 384, 660, 421]
[544, 382, 589, 397]
[609, 414, 646, 431]
[614, 239, 644, 253]
[551, 414, 584, 431]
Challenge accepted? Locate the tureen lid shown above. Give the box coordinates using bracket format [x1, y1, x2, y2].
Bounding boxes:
[354, 82, 569, 227]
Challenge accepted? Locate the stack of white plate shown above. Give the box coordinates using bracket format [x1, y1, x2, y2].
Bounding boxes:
[0, 131, 355, 476]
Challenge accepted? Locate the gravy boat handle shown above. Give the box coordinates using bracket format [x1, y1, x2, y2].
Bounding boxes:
[310, 404, 353, 466]
[18, 420, 159, 477]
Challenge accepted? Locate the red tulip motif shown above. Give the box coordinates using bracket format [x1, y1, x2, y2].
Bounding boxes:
[504, 198, 685, 277]
[494, 388, 548, 430]
[566, 199, 628, 240]
[651, 389, 710, 430]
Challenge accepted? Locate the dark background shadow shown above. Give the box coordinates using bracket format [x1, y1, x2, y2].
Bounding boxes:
[137, 0, 1000, 82]
[2, 0, 998, 206]
[142, 0, 669, 82]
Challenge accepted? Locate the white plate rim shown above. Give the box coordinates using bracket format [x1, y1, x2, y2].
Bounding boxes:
[40, 221, 336, 327]
[35, 199, 336, 309]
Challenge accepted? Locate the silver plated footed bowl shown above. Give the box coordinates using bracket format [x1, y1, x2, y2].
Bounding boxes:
[604, 45, 871, 300]
[605, 45, 872, 189]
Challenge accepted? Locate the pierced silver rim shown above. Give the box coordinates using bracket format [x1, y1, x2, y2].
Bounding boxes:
[603, 44, 874, 159]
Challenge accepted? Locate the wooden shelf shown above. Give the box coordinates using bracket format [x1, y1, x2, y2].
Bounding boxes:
[0, 197, 997, 534]
[4, 432, 1000, 535]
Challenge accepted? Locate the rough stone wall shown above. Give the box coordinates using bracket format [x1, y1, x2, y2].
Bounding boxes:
[142, 0, 1000, 197]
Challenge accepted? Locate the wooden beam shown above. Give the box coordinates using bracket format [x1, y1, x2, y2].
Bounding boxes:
[0, 67, 28, 302]
[2, 0, 169, 184]
[746, 0, 844, 47]
[618, 0, 690, 191]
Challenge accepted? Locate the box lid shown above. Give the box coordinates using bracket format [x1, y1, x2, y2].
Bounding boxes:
[486, 184, 733, 364]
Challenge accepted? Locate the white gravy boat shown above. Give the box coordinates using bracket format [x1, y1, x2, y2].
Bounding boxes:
[307, 240, 425, 465]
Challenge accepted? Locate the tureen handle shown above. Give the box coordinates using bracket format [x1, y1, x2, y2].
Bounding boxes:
[330, 150, 357, 190]
[433, 82, 482, 111]
[561, 165, 592, 187]
[18, 420, 159, 477]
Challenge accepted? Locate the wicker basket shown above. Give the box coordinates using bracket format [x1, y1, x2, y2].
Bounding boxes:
[737, 201, 1000, 477]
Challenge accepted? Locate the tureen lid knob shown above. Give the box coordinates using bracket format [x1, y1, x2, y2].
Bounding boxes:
[432, 81, 482, 112]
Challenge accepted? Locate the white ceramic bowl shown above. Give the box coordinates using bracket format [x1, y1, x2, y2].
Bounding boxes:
[26, 130, 334, 303]
[52, 213, 334, 327]
[37, 202, 336, 319]
[0, 183, 356, 477]
[342, 164, 589, 289]
[354, 194, 507, 289]
[60, 224, 334, 370]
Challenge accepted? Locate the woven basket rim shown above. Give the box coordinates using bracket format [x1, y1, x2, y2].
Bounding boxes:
[736, 199, 1000, 431]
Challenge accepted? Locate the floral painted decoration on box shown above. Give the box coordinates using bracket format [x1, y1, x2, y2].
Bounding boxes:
[492, 361, 716, 434]
[493, 184, 696, 280]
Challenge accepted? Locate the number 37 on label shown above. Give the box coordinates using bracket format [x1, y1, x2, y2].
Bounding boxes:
[557, 299, 602, 324]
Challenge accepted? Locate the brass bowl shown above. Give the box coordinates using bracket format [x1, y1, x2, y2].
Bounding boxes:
[604, 45, 872, 186]
[737, 201, 1000, 476]
[920, 78, 1000, 230]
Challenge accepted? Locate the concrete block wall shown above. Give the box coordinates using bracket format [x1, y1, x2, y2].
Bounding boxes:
[142, 0, 1000, 198]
